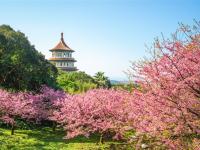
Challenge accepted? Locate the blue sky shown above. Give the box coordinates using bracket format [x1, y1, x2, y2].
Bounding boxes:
[0, 0, 199, 80]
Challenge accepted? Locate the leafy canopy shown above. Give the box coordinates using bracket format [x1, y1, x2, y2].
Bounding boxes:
[57, 71, 97, 94]
[93, 72, 111, 88]
[0, 25, 58, 91]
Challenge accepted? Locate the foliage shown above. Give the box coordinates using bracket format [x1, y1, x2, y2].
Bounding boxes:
[57, 71, 112, 94]
[51, 89, 131, 143]
[57, 71, 97, 94]
[0, 86, 65, 135]
[93, 72, 111, 89]
[0, 25, 58, 91]
[111, 83, 136, 92]
[127, 22, 200, 149]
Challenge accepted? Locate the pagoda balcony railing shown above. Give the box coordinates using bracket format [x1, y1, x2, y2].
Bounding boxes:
[49, 57, 76, 62]
[57, 66, 78, 71]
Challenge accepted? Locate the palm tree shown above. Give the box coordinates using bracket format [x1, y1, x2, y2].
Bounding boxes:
[93, 72, 111, 88]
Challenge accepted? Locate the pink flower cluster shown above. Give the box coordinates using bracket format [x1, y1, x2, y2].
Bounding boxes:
[0, 86, 65, 126]
[51, 89, 132, 139]
[128, 39, 200, 148]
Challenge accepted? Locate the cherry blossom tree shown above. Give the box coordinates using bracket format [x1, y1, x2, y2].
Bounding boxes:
[0, 89, 34, 134]
[128, 22, 200, 149]
[0, 86, 65, 135]
[38, 86, 66, 131]
[51, 89, 132, 143]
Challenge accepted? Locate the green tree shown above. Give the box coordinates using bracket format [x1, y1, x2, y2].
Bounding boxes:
[111, 83, 135, 92]
[93, 72, 111, 88]
[0, 25, 58, 91]
[57, 71, 97, 94]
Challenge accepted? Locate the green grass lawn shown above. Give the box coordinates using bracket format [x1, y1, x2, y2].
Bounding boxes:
[0, 127, 130, 150]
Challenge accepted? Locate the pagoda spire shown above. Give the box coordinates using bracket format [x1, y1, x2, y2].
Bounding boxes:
[50, 32, 73, 51]
[61, 32, 64, 40]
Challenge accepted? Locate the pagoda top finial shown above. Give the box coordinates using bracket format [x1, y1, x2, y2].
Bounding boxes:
[50, 33, 74, 52]
[61, 32, 64, 39]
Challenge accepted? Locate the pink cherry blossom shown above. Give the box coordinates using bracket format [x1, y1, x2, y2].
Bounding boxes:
[51, 89, 132, 141]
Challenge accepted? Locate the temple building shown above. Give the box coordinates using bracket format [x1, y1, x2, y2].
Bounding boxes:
[49, 33, 77, 71]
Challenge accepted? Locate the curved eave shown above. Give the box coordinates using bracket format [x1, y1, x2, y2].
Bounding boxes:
[49, 57, 77, 62]
[49, 49, 75, 52]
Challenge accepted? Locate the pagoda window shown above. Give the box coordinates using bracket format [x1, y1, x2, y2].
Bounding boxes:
[52, 52, 56, 57]
[63, 52, 71, 58]
[55, 52, 62, 58]
[56, 62, 58, 67]
[56, 62, 62, 67]
[64, 52, 66, 58]
[68, 62, 72, 67]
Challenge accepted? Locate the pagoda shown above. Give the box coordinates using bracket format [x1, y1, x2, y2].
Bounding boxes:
[49, 33, 77, 71]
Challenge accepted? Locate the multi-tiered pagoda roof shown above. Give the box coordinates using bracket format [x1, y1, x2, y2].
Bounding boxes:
[49, 33, 77, 71]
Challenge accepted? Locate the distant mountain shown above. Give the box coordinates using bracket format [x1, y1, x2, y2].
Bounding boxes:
[110, 80, 129, 85]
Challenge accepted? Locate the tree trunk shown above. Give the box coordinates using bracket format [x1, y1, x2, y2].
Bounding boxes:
[99, 133, 104, 145]
[52, 122, 57, 132]
[11, 125, 15, 135]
